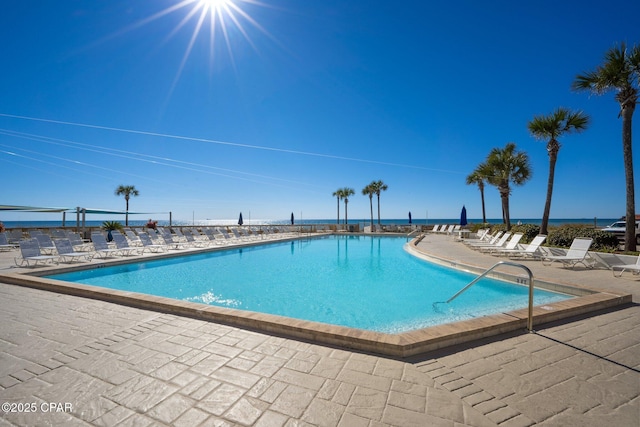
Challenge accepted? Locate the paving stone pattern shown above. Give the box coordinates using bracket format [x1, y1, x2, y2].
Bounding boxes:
[0, 234, 639, 426]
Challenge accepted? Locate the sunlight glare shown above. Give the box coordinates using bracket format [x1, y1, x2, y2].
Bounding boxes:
[96, 0, 278, 108]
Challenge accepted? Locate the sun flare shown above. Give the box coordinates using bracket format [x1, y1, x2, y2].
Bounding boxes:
[103, 0, 276, 104]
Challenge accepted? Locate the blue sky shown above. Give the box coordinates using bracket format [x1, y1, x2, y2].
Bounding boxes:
[1, 0, 638, 223]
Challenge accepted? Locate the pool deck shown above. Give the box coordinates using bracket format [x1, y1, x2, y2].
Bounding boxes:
[0, 233, 638, 426]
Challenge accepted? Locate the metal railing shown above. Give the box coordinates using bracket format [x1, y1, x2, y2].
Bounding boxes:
[439, 261, 535, 332]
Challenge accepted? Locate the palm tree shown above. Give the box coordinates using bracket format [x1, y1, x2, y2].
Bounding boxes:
[368, 180, 388, 226]
[465, 166, 488, 224]
[362, 184, 375, 230]
[528, 108, 590, 235]
[332, 189, 343, 224]
[572, 42, 639, 251]
[115, 185, 139, 226]
[341, 187, 355, 225]
[480, 143, 532, 230]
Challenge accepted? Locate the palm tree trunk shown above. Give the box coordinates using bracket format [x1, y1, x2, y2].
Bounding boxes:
[344, 201, 349, 225]
[480, 187, 486, 223]
[622, 105, 636, 251]
[376, 195, 381, 226]
[369, 196, 374, 230]
[125, 196, 130, 226]
[336, 196, 340, 225]
[500, 186, 511, 230]
[541, 152, 558, 236]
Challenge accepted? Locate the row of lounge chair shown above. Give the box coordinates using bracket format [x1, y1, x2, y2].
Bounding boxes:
[429, 224, 461, 235]
[462, 229, 640, 275]
[11, 226, 303, 267]
[464, 229, 594, 267]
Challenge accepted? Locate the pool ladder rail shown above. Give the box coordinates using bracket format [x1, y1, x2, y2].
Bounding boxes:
[434, 261, 536, 332]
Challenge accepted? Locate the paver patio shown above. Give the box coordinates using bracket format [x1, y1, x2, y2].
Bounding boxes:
[0, 233, 638, 426]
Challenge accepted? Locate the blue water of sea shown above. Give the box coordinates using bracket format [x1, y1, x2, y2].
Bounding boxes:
[46, 235, 572, 333]
[2, 218, 617, 229]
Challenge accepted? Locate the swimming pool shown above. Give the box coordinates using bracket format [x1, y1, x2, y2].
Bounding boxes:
[46, 235, 572, 333]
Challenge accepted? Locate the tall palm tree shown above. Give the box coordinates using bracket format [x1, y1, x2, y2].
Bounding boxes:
[115, 185, 139, 226]
[362, 184, 375, 230]
[332, 189, 343, 224]
[341, 187, 355, 225]
[528, 108, 590, 235]
[465, 166, 488, 224]
[572, 42, 639, 251]
[368, 180, 388, 225]
[480, 143, 532, 230]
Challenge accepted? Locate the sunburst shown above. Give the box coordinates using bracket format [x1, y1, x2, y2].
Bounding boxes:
[100, 0, 276, 101]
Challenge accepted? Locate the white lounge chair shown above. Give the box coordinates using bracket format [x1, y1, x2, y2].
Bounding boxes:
[471, 232, 511, 251]
[439, 225, 455, 234]
[216, 228, 239, 243]
[15, 238, 58, 267]
[495, 235, 547, 258]
[231, 229, 251, 241]
[54, 238, 94, 263]
[34, 234, 57, 254]
[182, 229, 209, 248]
[541, 237, 594, 268]
[481, 233, 522, 254]
[428, 224, 441, 233]
[473, 229, 490, 241]
[66, 232, 93, 252]
[465, 231, 504, 247]
[612, 255, 640, 277]
[125, 230, 143, 247]
[0, 232, 16, 251]
[138, 233, 167, 253]
[91, 233, 123, 258]
[160, 232, 189, 250]
[112, 232, 144, 256]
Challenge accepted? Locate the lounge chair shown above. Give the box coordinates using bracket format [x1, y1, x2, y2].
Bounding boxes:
[112, 232, 144, 256]
[438, 225, 455, 234]
[53, 238, 94, 263]
[182, 229, 208, 248]
[466, 230, 504, 246]
[51, 229, 67, 238]
[125, 230, 143, 247]
[201, 228, 223, 245]
[611, 255, 640, 277]
[66, 232, 93, 252]
[541, 237, 594, 268]
[218, 228, 239, 243]
[428, 224, 441, 233]
[34, 234, 57, 254]
[0, 232, 16, 251]
[160, 231, 189, 250]
[91, 233, 123, 258]
[474, 229, 490, 241]
[7, 230, 23, 244]
[481, 233, 522, 254]
[137, 233, 167, 253]
[14, 238, 58, 267]
[231, 229, 251, 241]
[495, 235, 547, 258]
[469, 232, 510, 250]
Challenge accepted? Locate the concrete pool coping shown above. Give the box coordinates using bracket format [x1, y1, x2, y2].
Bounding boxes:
[0, 234, 631, 358]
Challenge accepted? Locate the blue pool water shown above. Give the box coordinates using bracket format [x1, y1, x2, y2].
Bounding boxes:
[46, 235, 572, 333]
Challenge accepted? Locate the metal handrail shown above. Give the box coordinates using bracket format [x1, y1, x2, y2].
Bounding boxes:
[444, 261, 535, 332]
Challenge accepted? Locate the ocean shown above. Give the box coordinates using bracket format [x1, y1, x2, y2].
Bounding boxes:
[1, 218, 618, 229]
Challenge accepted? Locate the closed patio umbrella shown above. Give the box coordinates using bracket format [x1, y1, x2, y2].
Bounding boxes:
[291, 212, 294, 225]
[238, 212, 243, 226]
[460, 205, 467, 226]
[408, 211, 412, 224]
